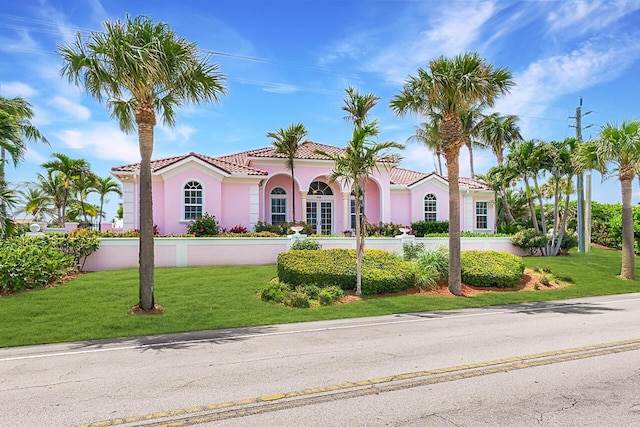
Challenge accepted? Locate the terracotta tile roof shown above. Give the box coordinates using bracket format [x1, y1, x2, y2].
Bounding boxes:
[111, 152, 268, 176]
[247, 141, 344, 160]
[390, 167, 490, 189]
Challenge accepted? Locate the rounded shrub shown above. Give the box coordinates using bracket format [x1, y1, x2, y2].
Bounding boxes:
[511, 229, 549, 255]
[277, 248, 416, 295]
[290, 239, 322, 250]
[460, 250, 525, 288]
[186, 213, 219, 236]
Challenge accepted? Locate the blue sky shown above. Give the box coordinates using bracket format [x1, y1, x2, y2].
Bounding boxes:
[2, 0, 640, 222]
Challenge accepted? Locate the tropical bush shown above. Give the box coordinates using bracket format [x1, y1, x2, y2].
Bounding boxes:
[460, 250, 524, 288]
[187, 213, 219, 236]
[365, 221, 408, 237]
[45, 229, 101, 270]
[0, 237, 75, 292]
[413, 245, 449, 290]
[411, 220, 449, 237]
[510, 229, 549, 255]
[277, 248, 416, 295]
[259, 282, 344, 307]
[290, 238, 322, 250]
[402, 241, 425, 261]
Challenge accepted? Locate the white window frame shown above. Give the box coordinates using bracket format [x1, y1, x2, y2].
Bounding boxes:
[475, 201, 489, 230]
[183, 180, 203, 221]
[424, 193, 437, 222]
[270, 187, 287, 225]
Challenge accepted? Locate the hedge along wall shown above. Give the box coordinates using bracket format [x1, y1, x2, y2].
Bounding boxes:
[82, 236, 527, 271]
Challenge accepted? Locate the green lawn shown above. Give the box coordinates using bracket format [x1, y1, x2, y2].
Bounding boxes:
[1, 247, 639, 348]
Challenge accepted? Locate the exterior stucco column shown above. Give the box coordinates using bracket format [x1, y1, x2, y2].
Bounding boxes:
[342, 191, 350, 232]
[300, 191, 307, 222]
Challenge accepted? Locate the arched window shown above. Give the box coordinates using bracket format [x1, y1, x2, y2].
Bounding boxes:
[184, 181, 203, 220]
[424, 193, 437, 221]
[308, 181, 333, 196]
[270, 187, 287, 225]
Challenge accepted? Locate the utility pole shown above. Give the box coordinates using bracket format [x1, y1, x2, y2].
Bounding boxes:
[571, 97, 592, 253]
[574, 99, 585, 252]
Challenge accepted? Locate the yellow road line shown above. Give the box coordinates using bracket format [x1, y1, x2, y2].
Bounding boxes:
[77, 338, 640, 427]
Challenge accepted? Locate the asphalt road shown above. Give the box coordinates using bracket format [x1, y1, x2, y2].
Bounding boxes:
[2, 293, 640, 426]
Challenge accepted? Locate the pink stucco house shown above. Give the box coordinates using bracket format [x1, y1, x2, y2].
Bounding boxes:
[111, 141, 495, 235]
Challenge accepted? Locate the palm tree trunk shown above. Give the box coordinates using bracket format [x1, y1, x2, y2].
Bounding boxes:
[436, 153, 443, 175]
[290, 168, 296, 222]
[444, 144, 463, 296]
[466, 140, 475, 177]
[138, 119, 156, 310]
[620, 175, 635, 279]
[354, 188, 363, 296]
[501, 193, 515, 223]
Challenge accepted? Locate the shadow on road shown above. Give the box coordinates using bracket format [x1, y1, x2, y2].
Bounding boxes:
[494, 301, 624, 315]
[69, 326, 276, 352]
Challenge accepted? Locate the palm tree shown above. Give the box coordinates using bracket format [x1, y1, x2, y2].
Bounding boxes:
[267, 122, 308, 222]
[390, 52, 513, 296]
[477, 112, 522, 223]
[37, 171, 66, 225]
[408, 120, 444, 175]
[0, 96, 48, 182]
[0, 180, 16, 238]
[58, 14, 227, 310]
[506, 139, 546, 233]
[15, 184, 54, 222]
[342, 86, 379, 127]
[317, 122, 403, 295]
[41, 153, 91, 227]
[73, 172, 99, 225]
[460, 105, 483, 177]
[93, 176, 123, 223]
[575, 120, 640, 279]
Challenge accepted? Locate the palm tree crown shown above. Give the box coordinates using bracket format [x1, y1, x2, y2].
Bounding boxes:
[58, 14, 227, 311]
[390, 52, 513, 296]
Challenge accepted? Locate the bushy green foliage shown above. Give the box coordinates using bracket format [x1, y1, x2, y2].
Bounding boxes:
[588, 202, 640, 252]
[411, 220, 449, 237]
[318, 286, 345, 306]
[277, 248, 416, 295]
[259, 282, 344, 308]
[365, 221, 408, 237]
[511, 229, 549, 255]
[414, 245, 449, 290]
[460, 250, 524, 288]
[0, 237, 75, 292]
[290, 238, 322, 250]
[254, 221, 314, 236]
[559, 233, 578, 254]
[187, 213, 220, 236]
[402, 242, 425, 261]
[45, 229, 101, 270]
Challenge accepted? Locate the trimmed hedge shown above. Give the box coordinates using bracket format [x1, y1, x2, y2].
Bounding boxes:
[411, 220, 449, 237]
[277, 248, 416, 295]
[460, 250, 524, 288]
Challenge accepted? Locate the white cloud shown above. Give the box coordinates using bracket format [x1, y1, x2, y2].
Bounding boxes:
[493, 36, 640, 137]
[0, 81, 39, 98]
[158, 124, 197, 143]
[546, 1, 640, 35]
[48, 96, 92, 121]
[54, 123, 140, 162]
[365, 1, 498, 83]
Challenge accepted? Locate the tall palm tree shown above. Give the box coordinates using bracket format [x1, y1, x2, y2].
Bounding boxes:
[41, 153, 91, 227]
[477, 112, 522, 223]
[267, 122, 307, 222]
[390, 52, 513, 296]
[575, 120, 640, 279]
[93, 176, 123, 223]
[0, 180, 16, 238]
[506, 139, 546, 233]
[317, 122, 403, 295]
[408, 120, 444, 175]
[73, 172, 99, 224]
[58, 14, 227, 310]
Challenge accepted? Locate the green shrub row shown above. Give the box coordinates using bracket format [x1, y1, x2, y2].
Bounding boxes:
[277, 248, 416, 295]
[411, 220, 449, 237]
[255, 221, 315, 236]
[460, 250, 524, 288]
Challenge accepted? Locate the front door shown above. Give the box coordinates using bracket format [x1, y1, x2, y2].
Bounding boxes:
[306, 201, 333, 235]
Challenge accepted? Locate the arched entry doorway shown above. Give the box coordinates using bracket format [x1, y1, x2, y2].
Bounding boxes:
[306, 181, 333, 235]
